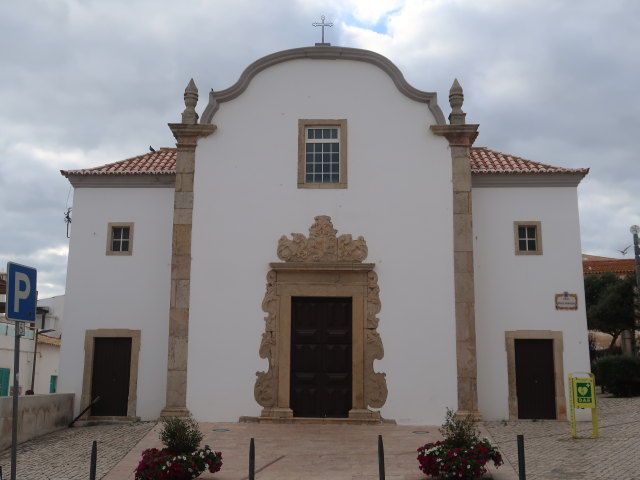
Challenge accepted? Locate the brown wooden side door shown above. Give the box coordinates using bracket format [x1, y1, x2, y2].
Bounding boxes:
[91, 337, 132, 416]
[515, 338, 556, 419]
[290, 297, 352, 418]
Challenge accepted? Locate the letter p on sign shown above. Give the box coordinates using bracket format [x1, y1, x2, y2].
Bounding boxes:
[6, 262, 37, 322]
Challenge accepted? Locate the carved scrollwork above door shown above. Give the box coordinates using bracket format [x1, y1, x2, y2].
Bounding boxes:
[277, 215, 368, 263]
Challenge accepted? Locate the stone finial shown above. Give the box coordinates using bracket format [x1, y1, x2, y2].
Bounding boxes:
[448, 78, 466, 125]
[181, 78, 199, 124]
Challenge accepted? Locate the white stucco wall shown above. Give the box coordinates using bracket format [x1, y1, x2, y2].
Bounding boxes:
[187, 58, 458, 425]
[0, 325, 59, 396]
[473, 185, 591, 420]
[0, 325, 34, 395]
[39, 295, 64, 332]
[60, 186, 173, 420]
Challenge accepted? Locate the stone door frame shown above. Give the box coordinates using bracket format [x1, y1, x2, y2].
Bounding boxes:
[253, 216, 387, 422]
[79, 329, 141, 422]
[505, 330, 566, 421]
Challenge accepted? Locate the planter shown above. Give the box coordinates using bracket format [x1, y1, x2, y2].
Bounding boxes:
[417, 439, 502, 480]
[135, 447, 223, 480]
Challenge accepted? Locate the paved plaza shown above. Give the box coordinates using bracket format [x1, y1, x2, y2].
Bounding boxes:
[0, 422, 155, 480]
[484, 393, 640, 480]
[1, 393, 638, 479]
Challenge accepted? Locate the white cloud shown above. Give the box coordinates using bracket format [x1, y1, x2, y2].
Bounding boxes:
[7, 142, 135, 171]
[0, 0, 638, 298]
[9, 143, 89, 169]
[579, 178, 640, 257]
[341, 0, 404, 25]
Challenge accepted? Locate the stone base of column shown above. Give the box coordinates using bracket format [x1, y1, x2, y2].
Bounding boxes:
[348, 408, 381, 421]
[260, 407, 293, 418]
[160, 406, 191, 418]
[454, 410, 483, 421]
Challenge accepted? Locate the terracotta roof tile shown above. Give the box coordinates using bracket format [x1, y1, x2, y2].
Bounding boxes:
[470, 147, 589, 175]
[61, 147, 589, 177]
[61, 148, 176, 177]
[582, 256, 636, 275]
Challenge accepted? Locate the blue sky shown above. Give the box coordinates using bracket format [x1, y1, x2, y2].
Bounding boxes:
[1, 0, 639, 297]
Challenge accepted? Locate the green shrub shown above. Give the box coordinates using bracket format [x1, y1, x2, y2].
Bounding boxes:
[159, 415, 204, 454]
[439, 408, 479, 449]
[593, 355, 640, 397]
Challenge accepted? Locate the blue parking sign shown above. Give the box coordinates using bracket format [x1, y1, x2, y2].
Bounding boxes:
[6, 262, 37, 322]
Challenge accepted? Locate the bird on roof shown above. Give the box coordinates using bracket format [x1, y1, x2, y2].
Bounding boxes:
[149, 146, 156, 152]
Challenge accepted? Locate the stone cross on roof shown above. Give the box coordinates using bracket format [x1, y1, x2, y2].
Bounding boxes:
[312, 15, 333, 45]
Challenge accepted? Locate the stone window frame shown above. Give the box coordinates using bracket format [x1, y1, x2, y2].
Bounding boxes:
[513, 221, 542, 255]
[298, 119, 348, 189]
[106, 222, 134, 256]
[505, 330, 566, 420]
[79, 329, 141, 421]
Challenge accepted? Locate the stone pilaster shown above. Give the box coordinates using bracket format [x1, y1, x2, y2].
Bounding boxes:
[161, 80, 216, 418]
[431, 79, 481, 419]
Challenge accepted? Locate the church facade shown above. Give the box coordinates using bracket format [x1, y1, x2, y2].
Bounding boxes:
[60, 46, 590, 424]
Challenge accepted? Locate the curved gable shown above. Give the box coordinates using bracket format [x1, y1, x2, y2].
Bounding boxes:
[200, 45, 446, 125]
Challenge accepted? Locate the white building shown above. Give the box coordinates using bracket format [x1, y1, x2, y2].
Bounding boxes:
[0, 277, 62, 397]
[59, 46, 590, 424]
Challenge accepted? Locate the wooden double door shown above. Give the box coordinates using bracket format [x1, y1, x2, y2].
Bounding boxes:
[290, 297, 352, 418]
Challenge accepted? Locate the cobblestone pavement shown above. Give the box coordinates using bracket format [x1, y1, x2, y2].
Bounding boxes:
[103, 422, 514, 480]
[0, 421, 155, 480]
[1, 394, 637, 480]
[485, 393, 640, 480]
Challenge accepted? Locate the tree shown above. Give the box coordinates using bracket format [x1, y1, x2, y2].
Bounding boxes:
[584, 272, 636, 351]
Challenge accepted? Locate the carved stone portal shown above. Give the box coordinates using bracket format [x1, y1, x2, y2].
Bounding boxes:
[276, 215, 368, 263]
[254, 216, 388, 421]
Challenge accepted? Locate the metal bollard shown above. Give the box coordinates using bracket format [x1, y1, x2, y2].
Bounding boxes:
[517, 434, 526, 480]
[378, 434, 385, 480]
[89, 440, 97, 480]
[248, 437, 255, 480]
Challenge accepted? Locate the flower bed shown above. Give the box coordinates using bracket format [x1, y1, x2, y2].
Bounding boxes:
[135, 446, 222, 480]
[417, 439, 502, 479]
[135, 416, 222, 480]
[417, 408, 503, 479]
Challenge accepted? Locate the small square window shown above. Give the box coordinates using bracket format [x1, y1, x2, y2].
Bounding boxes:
[107, 223, 134, 256]
[514, 221, 542, 255]
[298, 119, 347, 189]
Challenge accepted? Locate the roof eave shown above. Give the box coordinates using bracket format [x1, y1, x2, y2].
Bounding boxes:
[472, 171, 588, 188]
[63, 173, 176, 188]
